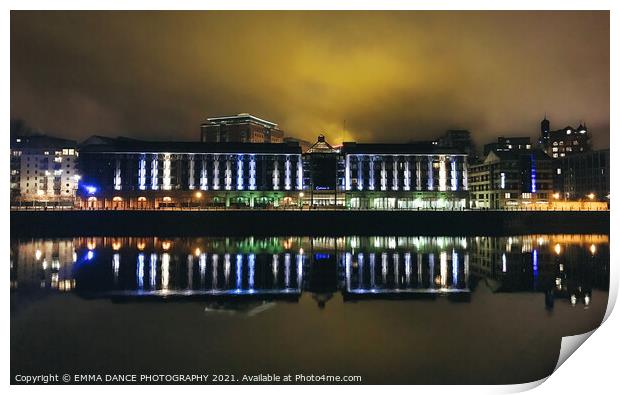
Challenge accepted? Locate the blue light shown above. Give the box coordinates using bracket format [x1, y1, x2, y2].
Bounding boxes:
[83, 185, 97, 195]
[530, 153, 537, 193]
[86, 250, 94, 260]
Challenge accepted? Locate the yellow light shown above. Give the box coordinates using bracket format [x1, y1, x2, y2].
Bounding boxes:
[112, 196, 123, 201]
[137, 196, 147, 202]
[162, 241, 171, 251]
[112, 240, 122, 251]
[590, 244, 596, 255]
[163, 196, 172, 202]
[299, 192, 304, 198]
[137, 241, 146, 251]
[552, 192, 560, 199]
[554, 243, 562, 255]
[87, 240, 96, 250]
[195, 192, 202, 199]
[194, 248, 201, 256]
[588, 193, 595, 200]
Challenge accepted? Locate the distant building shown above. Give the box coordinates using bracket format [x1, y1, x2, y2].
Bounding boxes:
[200, 113, 284, 143]
[483, 137, 532, 156]
[468, 149, 553, 209]
[434, 129, 476, 156]
[553, 149, 609, 202]
[539, 116, 591, 158]
[284, 136, 312, 153]
[10, 134, 79, 206]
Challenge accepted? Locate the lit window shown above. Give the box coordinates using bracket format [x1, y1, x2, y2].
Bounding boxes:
[557, 168, 562, 175]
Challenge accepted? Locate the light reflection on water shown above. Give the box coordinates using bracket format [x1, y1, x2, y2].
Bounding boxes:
[10, 235, 609, 309]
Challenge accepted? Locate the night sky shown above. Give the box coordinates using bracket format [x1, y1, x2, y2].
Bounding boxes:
[10, 11, 610, 148]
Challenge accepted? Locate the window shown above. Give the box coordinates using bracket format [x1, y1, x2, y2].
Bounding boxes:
[505, 193, 511, 199]
[557, 168, 562, 175]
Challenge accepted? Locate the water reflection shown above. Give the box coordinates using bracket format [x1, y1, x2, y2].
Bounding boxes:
[10, 235, 609, 310]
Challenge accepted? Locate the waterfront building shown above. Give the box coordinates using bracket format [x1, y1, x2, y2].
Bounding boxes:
[553, 149, 610, 202]
[539, 116, 591, 158]
[338, 140, 469, 209]
[303, 135, 342, 206]
[77, 137, 303, 209]
[468, 149, 553, 209]
[10, 134, 79, 207]
[483, 137, 532, 156]
[200, 113, 284, 143]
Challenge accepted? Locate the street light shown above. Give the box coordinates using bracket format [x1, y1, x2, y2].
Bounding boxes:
[195, 191, 202, 199]
[588, 193, 595, 200]
[552, 192, 560, 199]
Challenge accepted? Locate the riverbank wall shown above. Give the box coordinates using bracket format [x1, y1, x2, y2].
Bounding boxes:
[10, 210, 610, 237]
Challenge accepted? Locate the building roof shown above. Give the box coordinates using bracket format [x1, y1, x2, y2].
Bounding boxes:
[79, 136, 301, 154]
[483, 149, 551, 164]
[307, 135, 339, 154]
[341, 141, 466, 155]
[204, 113, 279, 128]
[11, 134, 77, 149]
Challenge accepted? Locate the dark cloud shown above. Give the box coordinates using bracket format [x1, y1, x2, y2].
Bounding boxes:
[10, 11, 610, 148]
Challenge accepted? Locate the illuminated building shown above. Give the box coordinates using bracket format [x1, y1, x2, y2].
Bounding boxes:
[338, 141, 469, 209]
[468, 149, 553, 209]
[200, 113, 284, 143]
[77, 137, 303, 209]
[10, 134, 79, 207]
[539, 116, 591, 158]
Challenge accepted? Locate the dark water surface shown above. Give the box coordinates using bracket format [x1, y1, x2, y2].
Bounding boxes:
[11, 235, 609, 384]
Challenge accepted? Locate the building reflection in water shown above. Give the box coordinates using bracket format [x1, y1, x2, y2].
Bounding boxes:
[11, 235, 609, 310]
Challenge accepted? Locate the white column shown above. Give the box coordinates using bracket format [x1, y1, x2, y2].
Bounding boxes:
[138, 156, 146, 190]
[462, 159, 468, 191]
[439, 156, 447, 192]
[250, 155, 257, 191]
[392, 157, 399, 191]
[151, 155, 159, 190]
[451, 158, 458, 191]
[284, 253, 291, 288]
[188, 155, 195, 190]
[114, 158, 122, 191]
[296, 155, 303, 191]
[212, 156, 220, 190]
[357, 156, 364, 191]
[380, 160, 387, 191]
[284, 155, 292, 190]
[225, 158, 232, 190]
[237, 155, 244, 190]
[162, 154, 171, 190]
[403, 159, 411, 191]
[369, 158, 375, 190]
[427, 157, 434, 191]
[200, 156, 208, 190]
[272, 158, 280, 190]
[416, 157, 422, 191]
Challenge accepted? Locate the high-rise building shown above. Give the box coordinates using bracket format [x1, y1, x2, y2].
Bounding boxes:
[10, 134, 79, 206]
[538, 116, 591, 158]
[200, 113, 284, 143]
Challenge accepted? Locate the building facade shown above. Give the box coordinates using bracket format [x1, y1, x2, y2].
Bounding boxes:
[539, 117, 590, 158]
[553, 149, 609, 202]
[468, 150, 553, 209]
[10, 135, 79, 207]
[77, 138, 304, 209]
[200, 113, 284, 143]
[339, 141, 469, 209]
